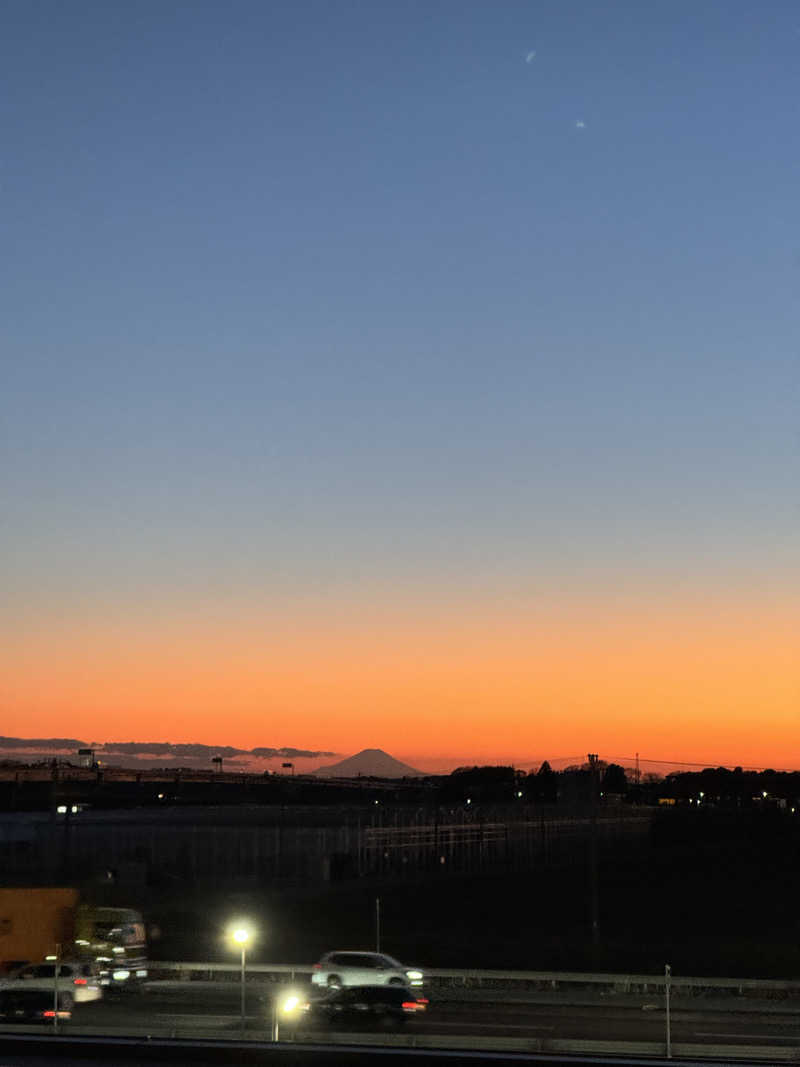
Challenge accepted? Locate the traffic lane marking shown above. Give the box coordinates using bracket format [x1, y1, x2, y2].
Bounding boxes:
[151, 1014, 557, 1033]
[694, 1030, 800, 1044]
[155, 1013, 247, 1024]
[419, 1021, 555, 1032]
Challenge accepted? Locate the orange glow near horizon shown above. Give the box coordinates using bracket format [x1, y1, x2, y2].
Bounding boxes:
[2, 593, 797, 771]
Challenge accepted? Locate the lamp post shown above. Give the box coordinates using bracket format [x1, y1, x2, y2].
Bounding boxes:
[231, 926, 252, 1036]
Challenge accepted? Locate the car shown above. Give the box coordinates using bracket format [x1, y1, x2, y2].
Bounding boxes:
[0, 960, 104, 1017]
[311, 951, 424, 990]
[0, 987, 69, 1022]
[289, 985, 428, 1029]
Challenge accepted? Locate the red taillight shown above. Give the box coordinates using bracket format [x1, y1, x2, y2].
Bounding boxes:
[43, 1011, 55, 1018]
[401, 1001, 418, 1011]
[312, 963, 321, 971]
[73, 978, 87, 985]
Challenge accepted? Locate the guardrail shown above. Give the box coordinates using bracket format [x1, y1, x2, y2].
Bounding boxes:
[147, 962, 800, 1000]
[1, 1030, 794, 1066]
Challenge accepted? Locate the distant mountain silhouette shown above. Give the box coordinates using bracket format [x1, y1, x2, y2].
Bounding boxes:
[313, 748, 423, 778]
[0, 736, 334, 761]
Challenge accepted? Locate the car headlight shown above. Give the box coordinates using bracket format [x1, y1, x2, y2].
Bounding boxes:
[405, 970, 423, 983]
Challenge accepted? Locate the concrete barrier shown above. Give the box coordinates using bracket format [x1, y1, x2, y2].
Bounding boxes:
[2, 1025, 798, 1064]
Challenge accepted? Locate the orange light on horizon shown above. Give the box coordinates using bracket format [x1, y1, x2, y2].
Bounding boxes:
[1, 594, 797, 769]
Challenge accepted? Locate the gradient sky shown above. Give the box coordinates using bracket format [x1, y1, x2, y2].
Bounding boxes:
[2, 0, 797, 771]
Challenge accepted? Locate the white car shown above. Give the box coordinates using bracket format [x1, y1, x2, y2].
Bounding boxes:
[0, 960, 104, 1013]
[311, 951, 424, 990]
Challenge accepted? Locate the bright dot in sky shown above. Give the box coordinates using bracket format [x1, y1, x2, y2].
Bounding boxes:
[575, 119, 586, 128]
[525, 50, 537, 63]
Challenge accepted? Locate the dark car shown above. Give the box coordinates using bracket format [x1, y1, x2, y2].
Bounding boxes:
[0, 987, 71, 1022]
[297, 984, 428, 1029]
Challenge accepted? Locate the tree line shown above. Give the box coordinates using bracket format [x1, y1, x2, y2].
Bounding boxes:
[435, 761, 800, 807]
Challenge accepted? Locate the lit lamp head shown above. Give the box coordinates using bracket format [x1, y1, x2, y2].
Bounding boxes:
[227, 922, 256, 951]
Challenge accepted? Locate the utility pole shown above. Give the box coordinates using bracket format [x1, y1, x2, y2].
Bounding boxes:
[588, 753, 600, 946]
[665, 963, 672, 1058]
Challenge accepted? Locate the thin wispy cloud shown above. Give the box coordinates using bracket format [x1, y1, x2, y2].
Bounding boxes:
[575, 119, 586, 129]
[524, 50, 537, 63]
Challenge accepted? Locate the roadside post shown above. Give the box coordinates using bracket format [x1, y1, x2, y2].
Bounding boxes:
[375, 896, 381, 953]
[665, 963, 672, 1058]
[53, 944, 60, 1034]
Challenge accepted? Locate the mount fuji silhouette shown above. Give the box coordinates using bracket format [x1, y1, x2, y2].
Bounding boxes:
[313, 748, 423, 778]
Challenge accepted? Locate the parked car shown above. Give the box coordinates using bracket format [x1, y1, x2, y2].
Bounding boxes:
[292, 985, 428, 1029]
[0, 960, 104, 1018]
[311, 951, 424, 990]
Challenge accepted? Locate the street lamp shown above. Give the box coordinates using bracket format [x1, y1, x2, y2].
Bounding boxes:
[228, 923, 254, 1035]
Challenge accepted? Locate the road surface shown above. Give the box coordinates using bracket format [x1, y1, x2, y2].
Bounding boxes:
[3, 981, 799, 1054]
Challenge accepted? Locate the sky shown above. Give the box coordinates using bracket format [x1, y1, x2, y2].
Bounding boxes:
[1, 0, 797, 773]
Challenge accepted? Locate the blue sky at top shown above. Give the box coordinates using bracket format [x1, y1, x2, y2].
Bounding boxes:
[2, 0, 797, 617]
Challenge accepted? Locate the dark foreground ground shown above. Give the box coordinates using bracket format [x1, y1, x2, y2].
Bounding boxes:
[140, 808, 800, 980]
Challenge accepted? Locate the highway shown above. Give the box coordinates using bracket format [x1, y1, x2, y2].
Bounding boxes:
[3, 981, 800, 1056]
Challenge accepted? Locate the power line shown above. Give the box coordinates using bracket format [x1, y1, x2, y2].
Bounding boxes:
[517, 754, 800, 774]
[607, 755, 800, 773]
